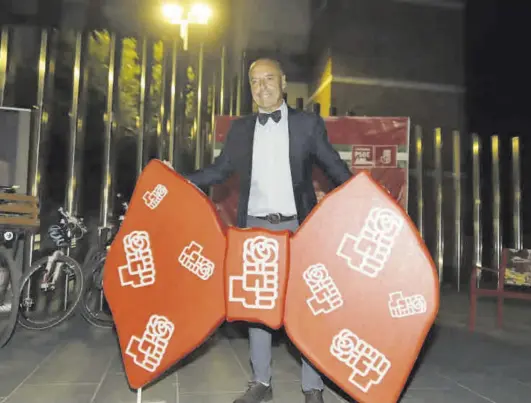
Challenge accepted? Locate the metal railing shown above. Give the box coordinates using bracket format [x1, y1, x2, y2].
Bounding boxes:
[0, 25, 525, 292]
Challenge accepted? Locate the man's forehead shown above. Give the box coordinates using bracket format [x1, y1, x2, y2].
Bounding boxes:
[249, 61, 282, 76]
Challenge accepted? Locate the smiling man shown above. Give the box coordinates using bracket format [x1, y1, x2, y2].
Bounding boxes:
[183, 58, 352, 403]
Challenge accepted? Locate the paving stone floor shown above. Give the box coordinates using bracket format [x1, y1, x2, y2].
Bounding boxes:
[1, 290, 531, 403]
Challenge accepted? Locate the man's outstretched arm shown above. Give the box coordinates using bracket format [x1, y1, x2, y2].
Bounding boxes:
[181, 122, 238, 188]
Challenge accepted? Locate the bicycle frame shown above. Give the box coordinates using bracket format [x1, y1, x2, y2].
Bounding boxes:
[39, 250, 65, 292]
[28, 208, 87, 298]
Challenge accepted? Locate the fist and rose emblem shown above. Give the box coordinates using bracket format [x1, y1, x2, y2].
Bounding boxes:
[106, 168, 437, 403]
[126, 314, 175, 373]
[229, 236, 280, 309]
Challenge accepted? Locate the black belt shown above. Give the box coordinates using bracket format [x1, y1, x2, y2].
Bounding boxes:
[252, 213, 297, 224]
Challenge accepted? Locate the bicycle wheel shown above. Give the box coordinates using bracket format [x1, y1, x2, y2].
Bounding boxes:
[80, 249, 114, 328]
[18, 254, 84, 330]
[0, 246, 19, 347]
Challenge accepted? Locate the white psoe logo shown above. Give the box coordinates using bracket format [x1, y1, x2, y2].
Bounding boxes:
[303, 264, 343, 316]
[330, 328, 391, 393]
[126, 315, 175, 373]
[388, 291, 427, 318]
[178, 241, 215, 280]
[143, 184, 168, 210]
[119, 231, 156, 288]
[337, 207, 404, 278]
[229, 236, 280, 310]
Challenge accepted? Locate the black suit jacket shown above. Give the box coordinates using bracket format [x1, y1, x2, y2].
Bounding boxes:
[186, 107, 352, 227]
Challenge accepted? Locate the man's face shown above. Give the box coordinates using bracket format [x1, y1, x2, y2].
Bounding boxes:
[249, 60, 286, 112]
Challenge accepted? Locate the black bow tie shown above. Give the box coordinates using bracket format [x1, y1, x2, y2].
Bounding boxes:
[258, 110, 282, 125]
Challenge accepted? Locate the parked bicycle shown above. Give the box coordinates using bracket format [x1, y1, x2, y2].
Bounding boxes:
[18, 207, 87, 330]
[80, 195, 128, 328]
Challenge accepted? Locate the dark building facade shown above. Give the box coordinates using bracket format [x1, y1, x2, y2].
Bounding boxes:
[308, 0, 464, 130]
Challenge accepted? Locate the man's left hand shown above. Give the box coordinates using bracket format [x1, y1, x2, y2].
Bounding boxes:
[162, 160, 174, 170]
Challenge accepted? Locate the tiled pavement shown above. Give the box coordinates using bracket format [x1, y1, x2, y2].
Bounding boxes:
[2, 290, 531, 403]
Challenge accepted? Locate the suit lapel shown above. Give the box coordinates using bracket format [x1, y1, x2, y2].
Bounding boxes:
[242, 114, 257, 184]
[287, 107, 300, 179]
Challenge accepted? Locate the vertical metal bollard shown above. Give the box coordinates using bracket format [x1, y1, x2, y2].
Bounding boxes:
[65, 32, 83, 217]
[236, 51, 246, 116]
[100, 33, 118, 231]
[236, 72, 241, 116]
[64, 31, 89, 310]
[28, 28, 49, 205]
[25, 29, 50, 267]
[157, 42, 167, 160]
[137, 37, 148, 178]
[433, 128, 443, 280]
[168, 38, 178, 167]
[414, 125, 424, 239]
[329, 106, 337, 116]
[219, 45, 226, 116]
[452, 130, 462, 290]
[491, 135, 501, 269]
[0, 26, 8, 106]
[22, 28, 52, 307]
[210, 72, 217, 165]
[312, 103, 321, 116]
[194, 42, 205, 170]
[511, 137, 522, 250]
[73, 33, 90, 217]
[472, 134, 482, 271]
[207, 72, 217, 201]
[229, 76, 235, 116]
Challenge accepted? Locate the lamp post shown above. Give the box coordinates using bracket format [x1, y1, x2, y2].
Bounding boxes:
[162, 3, 212, 169]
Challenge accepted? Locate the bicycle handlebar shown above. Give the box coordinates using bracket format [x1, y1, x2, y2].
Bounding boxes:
[57, 207, 88, 233]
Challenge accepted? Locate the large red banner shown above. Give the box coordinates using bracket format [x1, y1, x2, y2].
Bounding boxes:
[211, 116, 410, 226]
[104, 160, 439, 403]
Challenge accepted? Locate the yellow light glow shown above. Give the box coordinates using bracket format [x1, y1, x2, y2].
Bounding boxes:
[416, 138, 422, 154]
[472, 135, 479, 155]
[512, 136, 519, 152]
[162, 4, 184, 24]
[491, 135, 499, 154]
[434, 128, 442, 146]
[188, 4, 212, 24]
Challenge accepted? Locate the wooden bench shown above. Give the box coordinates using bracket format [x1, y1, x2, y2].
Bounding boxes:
[0, 192, 40, 230]
[469, 248, 531, 331]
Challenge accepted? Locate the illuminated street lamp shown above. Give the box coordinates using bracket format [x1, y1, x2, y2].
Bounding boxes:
[162, 3, 212, 50]
[161, 2, 212, 169]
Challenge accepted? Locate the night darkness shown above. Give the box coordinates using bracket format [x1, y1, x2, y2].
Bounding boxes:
[465, 1, 531, 241]
[1, 0, 531, 234]
[2, 0, 530, 135]
[466, 1, 531, 135]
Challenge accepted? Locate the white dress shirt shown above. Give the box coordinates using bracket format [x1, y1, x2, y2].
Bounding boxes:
[247, 101, 297, 217]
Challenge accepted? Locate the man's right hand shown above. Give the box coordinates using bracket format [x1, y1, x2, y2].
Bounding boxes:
[160, 160, 205, 194]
